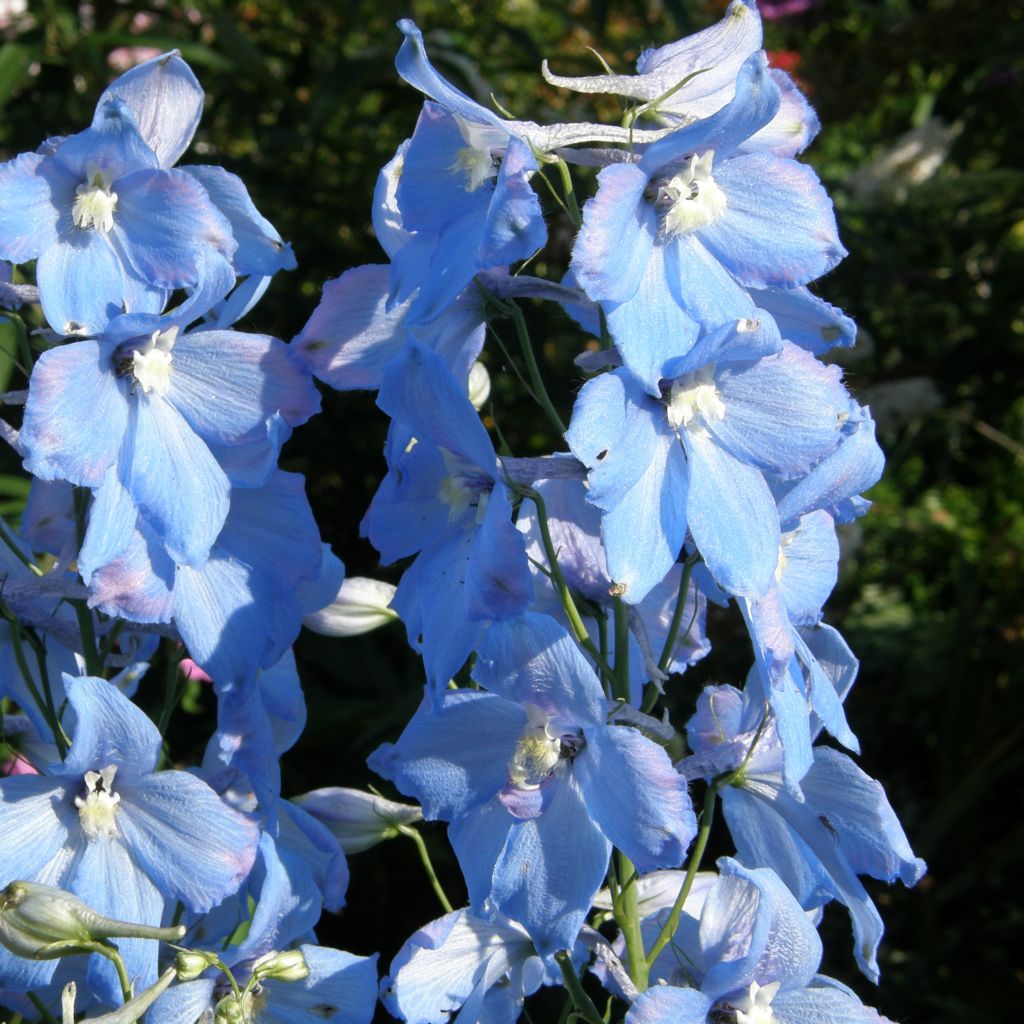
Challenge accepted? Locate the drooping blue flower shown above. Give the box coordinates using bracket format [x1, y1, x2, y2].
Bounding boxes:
[19, 312, 319, 570]
[370, 612, 696, 953]
[361, 340, 532, 691]
[565, 317, 851, 604]
[0, 674, 259, 1003]
[682, 679, 926, 983]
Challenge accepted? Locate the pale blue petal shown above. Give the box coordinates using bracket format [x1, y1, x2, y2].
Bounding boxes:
[168, 328, 320, 442]
[368, 691, 525, 821]
[148, 979, 217, 1024]
[474, 612, 605, 726]
[120, 396, 229, 567]
[490, 771, 611, 954]
[743, 68, 820, 158]
[20, 339, 128, 487]
[98, 51, 203, 169]
[773, 977, 892, 1024]
[448, 796, 515, 912]
[465, 485, 532, 621]
[571, 162, 653, 304]
[574, 724, 695, 871]
[0, 152, 63, 262]
[395, 21, 507, 130]
[665, 232, 756, 327]
[778, 510, 839, 624]
[0, 775, 71, 882]
[294, 265, 407, 391]
[801, 748, 926, 888]
[60, 674, 161, 778]
[662, 311, 782, 380]
[261, 946, 379, 1024]
[751, 285, 856, 355]
[479, 137, 547, 265]
[684, 431, 779, 598]
[117, 771, 258, 912]
[112, 168, 235, 288]
[625, 986, 711, 1024]
[701, 154, 846, 289]
[78, 468, 138, 584]
[86, 524, 175, 624]
[54, 97, 158, 177]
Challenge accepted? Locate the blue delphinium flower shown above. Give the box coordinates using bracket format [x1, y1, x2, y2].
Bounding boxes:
[0, 675, 259, 1003]
[570, 51, 845, 392]
[361, 340, 532, 691]
[621, 859, 895, 1024]
[565, 317, 851, 604]
[0, 54, 235, 334]
[682, 678, 926, 982]
[370, 612, 696, 953]
[18, 312, 319, 569]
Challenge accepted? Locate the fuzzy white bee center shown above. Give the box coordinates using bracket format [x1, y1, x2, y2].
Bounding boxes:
[72, 164, 118, 233]
[508, 704, 562, 789]
[731, 980, 781, 1024]
[661, 151, 727, 237]
[75, 765, 121, 839]
[666, 366, 725, 433]
[450, 114, 507, 191]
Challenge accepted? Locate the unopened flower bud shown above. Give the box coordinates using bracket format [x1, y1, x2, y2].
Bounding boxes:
[0, 881, 185, 959]
[214, 994, 247, 1024]
[77, 968, 177, 1024]
[302, 577, 398, 638]
[175, 947, 220, 981]
[251, 948, 310, 982]
[468, 361, 491, 410]
[293, 787, 422, 854]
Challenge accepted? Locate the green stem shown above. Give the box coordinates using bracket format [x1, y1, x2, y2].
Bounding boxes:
[554, 950, 603, 1024]
[94, 941, 134, 1003]
[70, 487, 103, 677]
[399, 825, 454, 914]
[507, 301, 566, 436]
[657, 556, 697, 674]
[27, 992, 58, 1024]
[156, 646, 185, 737]
[9, 622, 69, 758]
[614, 850, 648, 991]
[645, 785, 718, 969]
[553, 158, 582, 228]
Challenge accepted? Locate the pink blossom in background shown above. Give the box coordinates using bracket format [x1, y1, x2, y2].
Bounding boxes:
[758, 0, 817, 19]
[2, 753, 38, 776]
[107, 45, 163, 72]
[179, 657, 213, 684]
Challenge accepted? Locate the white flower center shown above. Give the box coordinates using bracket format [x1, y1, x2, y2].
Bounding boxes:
[666, 366, 725, 434]
[661, 151, 727, 237]
[449, 114, 506, 191]
[731, 980, 781, 1024]
[507, 704, 561, 789]
[75, 765, 121, 839]
[72, 164, 118, 233]
[132, 347, 173, 396]
[438, 448, 491, 524]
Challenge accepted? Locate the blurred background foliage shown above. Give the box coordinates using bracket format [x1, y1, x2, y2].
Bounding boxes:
[1, 0, 1022, 1021]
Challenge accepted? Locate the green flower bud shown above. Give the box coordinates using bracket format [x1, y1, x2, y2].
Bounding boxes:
[214, 994, 248, 1024]
[0, 881, 186, 960]
[175, 947, 221, 982]
[251, 948, 310, 983]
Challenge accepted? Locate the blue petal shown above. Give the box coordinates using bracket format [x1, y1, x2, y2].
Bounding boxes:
[148, 979, 217, 1024]
[120, 396, 229, 567]
[395, 21, 507, 130]
[490, 770, 611, 955]
[465, 485, 532, 621]
[684, 430, 779, 598]
[664, 232, 756, 328]
[98, 51, 203, 169]
[54, 97, 159, 178]
[702, 153, 846, 289]
[20, 339, 127, 487]
[78, 468, 138, 584]
[0, 775, 72, 883]
[0, 152, 64, 263]
[751, 285, 856, 355]
[168, 328, 320, 442]
[479, 137, 547, 265]
[777, 511, 839, 625]
[59, 674, 162, 778]
[86, 524, 175, 624]
[117, 770, 259, 912]
[377, 340, 496, 477]
[474, 612, 605, 726]
[571, 162, 653, 304]
[369, 691, 525, 821]
[574, 724, 695, 872]
[625, 986, 711, 1024]
[261, 946, 379, 1024]
[772, 977, 891, 1024]
[448, 796, 515, 912]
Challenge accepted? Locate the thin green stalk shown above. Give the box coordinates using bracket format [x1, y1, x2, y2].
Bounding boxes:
[614, 851, 648, 991]
[554, 950, 603, 1024]
[9, 622, 69, 757]
[657, 556, 697, 674]
[399, 825, 454, 914]
[27, 992, 58, 1024]
[645, 784, 718, 969]
[507, 301, 566, 436]
[156, 647, 184, 737]
[70, 487, 103, 677]
[553, 158, 582, 228]
[94, 942, 133, 1003]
